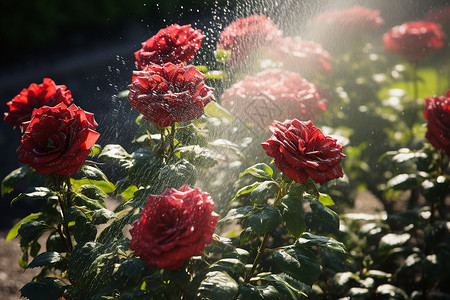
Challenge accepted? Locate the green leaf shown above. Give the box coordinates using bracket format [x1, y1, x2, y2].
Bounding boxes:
[272, 247, 321, 285]
[73, 192, 106, 210]
[1, 165, 32, 196]
[386, 174, 418, 190]
[6, 213, 41, 242]
[20, 277, 64, 300]
[158, 159, 196, 191]
[347, 287, 370, 298]
[72, 216, 97, 245]
[250, 181, 277, 205]
[260, 273, 311, 299]
[239, 163, 273, 180]
[205, 70, 225, 80]
[375, 284, 407, 299]
[71, 178, 115, 194]
[220, 206, 255, 224]
[208, 258, 245, 281]
[176, 145, 222, 168]
[204, 101, 233, 121]
[77, 184, 108, 201]
[68, 242, 102, 288]
[239, 283, 280, 299]
[241, 227, 259, 245]
[127, 148, 164, 187]
[318, 193, 335, 206]
[91, 208, 116, 225]
[197, 271, 239, 300]
[248, 206, 281, 233]
[232, 182, 263, 202]
[26, 252, 64, 269]
[18, 220, 51, 244]
[74, 165, 109, 182]
[280, 195, 306, 239]
[11, 187, 53, 206]
[394, 253, 421, 278]
[120, 185, 138, 202]
[99, 144, 132, 162]
[378, 233, 411, 255]
[223, 248, 250, 264]
[296, 232, 347, 254]
[309, 200, 340, 235]
[215, 49, 231, 63]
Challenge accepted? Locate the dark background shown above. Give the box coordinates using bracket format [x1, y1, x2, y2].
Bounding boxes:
[1, 0, 449, 228]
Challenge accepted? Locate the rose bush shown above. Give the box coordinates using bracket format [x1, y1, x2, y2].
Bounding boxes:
[4, 78, 73, 129]
[129, 185, 219, 270]
[217, 14, 282, 66]
[221, 69, 326, 128]
[383, 21, 445, 63]
[128, 62, 215, 127]
[423, 90, 450, 157]
[16, 103, 99, 175]
[135, 23, 204, 69]
[313, 5, 383, 37]
[262, 119, 345, 184]
[267, 37, 333, 75]
[3, 7, 450, 300]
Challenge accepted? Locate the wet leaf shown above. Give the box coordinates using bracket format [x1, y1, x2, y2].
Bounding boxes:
[296, 232, 347, 254]
[26, 252, 64, 269]
[239, 163, 273, 179]
[386, 174, 417, 190]
[239, 283, 280, 299]
[248, 206, 281, 233]
[375, 284, 407, 299]
[6, 213, 41, 242]
[272, 247, 320, 285]
[232, 182, 262, 202]
[1, 165, 32, 196]
[250, 181, 277, 205]
[310, 200, 340, 235]
[20, 277, 64, 300]
[280, 194, 306, 239]
[197, 271, 239, 300]
[220, 206, 255, 224]
[378, 233, 411, 255]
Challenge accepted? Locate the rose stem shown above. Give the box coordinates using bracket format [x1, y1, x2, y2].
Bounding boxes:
[158, 126, 166, 158]
[244, 181, 288, 282]
[58, 176, 73, 252]
[244, 232, 269, 283]
[166, 122, 177, 163]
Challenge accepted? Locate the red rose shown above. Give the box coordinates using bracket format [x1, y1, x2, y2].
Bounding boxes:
[135, 24, 204, 69]
[17, 103, 99, 175]
[128, 63, 215, 127]
[383, 21, 445, 63]
[217, 14, 282, 66]
[4, 78, 73, 129]
[129, 185, 219, 270]
[423, 90, 450, 156]
[221, 69, 326, 128]
[261, 119, 345, 185]
[267, 37, 333, 75]
[313, 5, 383, 36]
